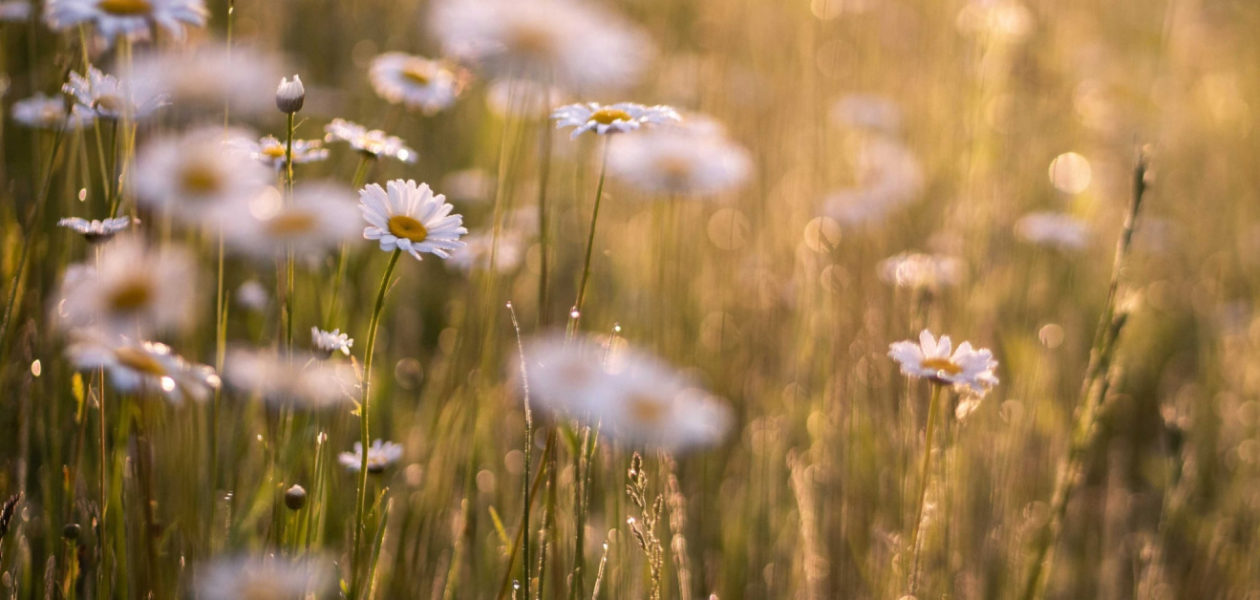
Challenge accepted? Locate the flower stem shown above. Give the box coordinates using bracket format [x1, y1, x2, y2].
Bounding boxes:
[909, 384, 942, 593]
[568, 138, 610, 336]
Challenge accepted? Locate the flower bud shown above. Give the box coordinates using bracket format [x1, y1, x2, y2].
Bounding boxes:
[62, 523, 81, 540]
[284, 484, 307, 510]
[276, 75, 305, 114]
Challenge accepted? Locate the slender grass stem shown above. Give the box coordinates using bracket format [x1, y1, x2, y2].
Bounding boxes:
[506, 302, 534, 600]
[909, 384, 942, 593]
[325, 155, 374, 328]
[568, 138, 611, 336]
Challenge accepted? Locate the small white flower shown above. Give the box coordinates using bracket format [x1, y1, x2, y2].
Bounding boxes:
[235, 280, 268, 312]
[552, 102, 680, 139]
[196, 556, 329, 600]
[485, 78, 568, 118]
[225, 348, 357, 408]
[57, 215, 134, 243]
[369, 53, 463, 114]
[67, 332, 219, 402]
[324, 118, 417, 163]
[359, 179, 467, 261]
[232, 135, 329, 171]
[130, 127, 271, 228]
[888, 329, 999, 396]
[338, 439, 403, 473]
[607, 127, 752, 196]
[877, 252, 963, 290]
[63, 66, 165, 120]
[125, 44, 281, 116]
[0, 1, 32, 21]
[43, 0, 207, 44]
[1015, 211, 1090, 251]
[311, 327, 353, 357]
[11, 93, 93, 129]
[221, 183, 360, 260]
[275, 74, 304, 113]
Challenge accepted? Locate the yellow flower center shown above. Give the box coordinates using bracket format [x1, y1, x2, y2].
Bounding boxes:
[108, 279, 153, 313]
[261, 145, 287, 159]
[920, 357, 963, 376]
[114, 347, 166, 376]
[179, 162, 223, 196]
[97, 0, 152, 15]
[266, 211, 318, 236]
[387, 215, 428, 243]
[402, 64, 432, 86]
[589, 108, 632, 125]
[626, 393, 668, 425]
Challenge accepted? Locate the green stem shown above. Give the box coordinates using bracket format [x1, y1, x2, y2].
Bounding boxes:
[568, 138, 610, 336]
[909, 384, 942, 593]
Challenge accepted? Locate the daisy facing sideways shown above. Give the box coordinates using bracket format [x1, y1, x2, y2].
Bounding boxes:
[359, 179, 467, 261]
[368, 52, 464, 114]
[43, 0, 207, 43]
[888, 329, 999, 397]
[66, 332, 219, 403]
[552, 102, 680, 139]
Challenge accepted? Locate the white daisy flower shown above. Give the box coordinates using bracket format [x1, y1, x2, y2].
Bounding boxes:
[63, 66, 165, 120]
[57, 215, 135, 243]
[338, 439, 403, 474]
[523, 334, 733, 452]
[11, 93, 94, 129]
[956, 0, 1034, 41]
[225, 348, 357, 408]
[233, 135, 329, 170]
[607, 128, 752, 196]
[222, 183, 360, 260]
[359, 179, 467, 261]
[124, 44, 281, 116]
[43, 0, 207, 43]
[551, 102, 680, 139]
[0, 1, 32, 21]
[1015, 211, 1090, 251]
[235, 280, 268, 312]
[822, 137, 923, 225]
[877, 252, 963, 290]
[324, 118, 417, 163]
[67, 332, 219, 402]
[53, 235, 197, 337]
[196, 556, 329, 600]
[311, 327, 353, 357]
[888, 329, 999, 397]
[431, 0, 652, 91]
[445, 229, 525, 274]
[368, 53, 463, 114]
[829, 93, 902, 134]
[130, 127, 271, 228]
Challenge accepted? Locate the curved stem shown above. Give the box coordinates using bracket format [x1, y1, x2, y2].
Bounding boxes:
[568, 138, 610, 336]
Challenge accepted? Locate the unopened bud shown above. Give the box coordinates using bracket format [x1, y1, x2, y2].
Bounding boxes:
[276, 75, 305, 114]
[284, 484, 307, 510]
[62, 523, 81, 540]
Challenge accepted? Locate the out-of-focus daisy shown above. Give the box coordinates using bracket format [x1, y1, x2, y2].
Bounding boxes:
[196, 556, 329, 600]
[338, 440, 403, 473]
[446, 229, 525, 274]
[225, 348, 357, 408]
[485, 78, 568, 118]
[54, 235, 197, 336]
[311, 327, 353, 357]
[57, 216, 134, 243]
[324, 118, 417, 163]
[360, 179, 467, 261]
[67, 332, 219, 402]
[1014, 211, 1089, 251]
[432, 0, 651, 91]
[523, 334, 733, 452]
[125, 44, 281, 116]
[829, 93, 902, 134]
[234, 135, 329, 170]
[369, 53, 464, 114]
[888, 329, 999, 397]
[63, 66, 165, 120]
[822, 137, 923, 225]
[222, 183, 360, 260]
[236, 280, 268, 312]
[552, 102, 680, 139]
[274, 74, 304, 114]
[43, 0, 207, 43]
[0, 1, 32, 21]
[877, 252, 963, 290]
[607, 128, 751, 196]
[131, 127, 270, 227]
[956, 0, 1034, 41]
[11, 93, 93, 129]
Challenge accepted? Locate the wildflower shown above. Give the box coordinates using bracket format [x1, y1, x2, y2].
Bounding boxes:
[956, 0, 1034, 41]
[311, 327, 353, 357]
[369, 53, 463, 114]
[196, 556, 329, 600]
[234, 135, 329, 170]
[53, 235, 197, 336]
[275, 74, 304, 113]
[66, 332, 219, 402]
[821, 137, 923, 225]
[224, 348, 357, 408]
[338, 440, 403, 473]
[235, 280, 268, 312]
[43, 0, 207, 43]
[130, 127, 271, 228]
[888, 329, 999, 397]
[359, 179, 467, 261]
[0, 1, 32, 22]
[63, 66, 165, 120]
[221, 183, 360, 260]
[324, 118, 417, 163]
[877, 252, 963, 290]
[431, 0, 651, 91]
[57, 216, 134, 243]
[1015, 211, 1089, 251]
[552, 102, 680, 139]
[607, 127, 752, 196]
[125, 44, 281, 116]
[11, 93, 93, 129]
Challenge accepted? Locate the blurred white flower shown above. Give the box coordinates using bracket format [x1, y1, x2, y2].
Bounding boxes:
[67, 332, 218, 402]
[311, 327, 353, 357]
[225, 348, 357, 408]
[222, 183, 360, 260]
[57, 216, 134, 243]
[63, 66, 165, 120]
[552, 102, 680, 139]
[888, 329, 999, 397]
[1015, 211, 1089, 251]
[432, 0, 651, 91]
[877, 252, 963, 290]
[369, 53, 463, 114]
[338, 439, 403, 473]
[829, 93, 902, 134]
[54, 235, 197, 337]
[956, 0, 1034, 41]
[131, 127, 271, 228]
[324, 118, 417, 163]
[446, 229, 526, 274]
[196, 556, 329, 600]
[0, 1, 32, 21]
[125, 44, 281, 116]
[821, 137, 923, 225]
[274, 74, 304, 114]
[233, 135, 329, 170]
[607, 127, 752, 196]
[44, 0, 207, 43]
[360, 179, 467, 261]
[11, 93, 94, 129]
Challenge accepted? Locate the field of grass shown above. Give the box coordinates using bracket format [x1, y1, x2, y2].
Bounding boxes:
[2, 0, 1260, 598]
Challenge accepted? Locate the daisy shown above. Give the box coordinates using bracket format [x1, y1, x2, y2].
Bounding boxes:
[67, 332, 219, 402]
[196, 556, 329, 600]
[311, 327, 353, 357]
[368, 53, 464, 114]
[431, 0, 651, 91]
[224, 348, 357, 408]
[888, 329, 999, 397]
[274, 74, 304, 114]
[234, 135, 329, 170]
[1015, 211, 1090, 251]
[552, 102, 680, 139]
[53, 235, 197, 337]
[57, 216, 135, 243]
[11, 93, 94, 129]
[877, 252, 963, 290]
[221, 183, 360, 260]
[324, 118, 417, 163]
[235, 280, 268, 312]
[607, 128, 752, 196]
[338, 439, 403, 474]
[359, 179, 467, 261]
[43, 0, 207, 43]
[130, 127, 271, 228]
[0, 1, 32, 21]
[63, 66, 165, 120]
[822, 137, 923, 225]
[124, 44, 281, 116]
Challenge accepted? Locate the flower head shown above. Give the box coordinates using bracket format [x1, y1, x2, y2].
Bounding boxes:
[877, 252, 963, 291]
[131, 127, 271, 228]
[64, 65, 166, 120]
[888, 329, 999, 397]
[233, 135, 329, 170]
[324, 118, 417, 163]
[44, 0, 207, 44]
[311, 327, 353, 357]
[275, 74, 304, 113]
[1015, 211, 1090, 251]
[125, 44, 281, 116]
[0, 1, 32, 21]
[11, 93, 93, 129]
[552, 102, 680, 139]
[67, 332, 219, 402]
[369, 53, 463, 114]
[338, 439, 403, 473]
[221, 183, 360, 260]
[225, 348, 357, 408]
[821, 137, 923, 226]
[57, 216, 135, 243]
[607, 125, 751, 196]
[359, 179, 467, 261]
